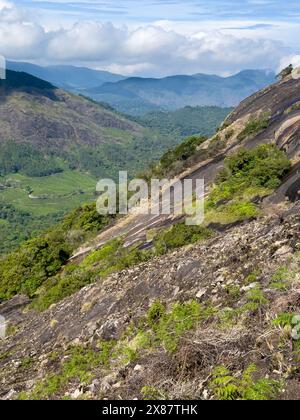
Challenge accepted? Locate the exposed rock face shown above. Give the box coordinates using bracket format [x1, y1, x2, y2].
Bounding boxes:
[2, 73, 300, 401]
[1, 205, 300, 400]
[70, 73, 300, 259]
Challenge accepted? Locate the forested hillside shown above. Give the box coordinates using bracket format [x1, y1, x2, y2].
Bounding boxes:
[0, 70, 230, 253]
[136, 106, 232, 139]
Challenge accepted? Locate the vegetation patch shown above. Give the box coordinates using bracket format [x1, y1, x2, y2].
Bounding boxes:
[209, 364, 282, 400]
[136, 106, 232, 140]
[269, 266, 290, 290]
[18, 342, 116, 400]
[204, 144, 291, 225]
[154, 223, 214, 254]
[237, 113, 270, 141]
[272, 312, 300, 361]
[0, 203, 114, 299]
[17, 300, 207, 399]
[141, 135, 207, 181]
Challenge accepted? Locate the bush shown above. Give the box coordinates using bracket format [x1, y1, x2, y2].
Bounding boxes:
[147, 300, 202, 352]
[154, 223, 214, 254]
[237, 114, 270, 141]
[147, 300, 166, 326]
[206, 144, 291, 224]
[144, 135, 207, 180]
[210, 364, 282, 400]
[206, 201, 258, 225]
[0, 230, 71, 299]
[61, 203, 115, 233]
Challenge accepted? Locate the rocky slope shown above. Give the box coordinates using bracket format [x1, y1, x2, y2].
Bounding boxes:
[72, 71, 300, 256]
[1, 71, 300, 400]
[1, 206, 300, 400]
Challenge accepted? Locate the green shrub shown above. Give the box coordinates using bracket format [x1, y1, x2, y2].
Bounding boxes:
[205, 144, 291, 225]
[225, 129, 235, 140]
[210, 364, 282, 400]
[244, 286, 268, 312]
[269, 266, 290, 290]
[244, 270, 261, 285]
[148, 300, 202, 352]
[272, 312, 294, 328]
[159, 135, 207, 171]
[62, 203, 115, 233]
[206, 201, 258, 225]
[154, 223, 213, 254]
[142, 134, 208, 180]
[237, 114, 270, 141]
[147, 300, 166, 326]
[214, 144, 291, 194]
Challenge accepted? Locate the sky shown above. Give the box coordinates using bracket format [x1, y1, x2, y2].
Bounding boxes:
[0, 0, 300, 76]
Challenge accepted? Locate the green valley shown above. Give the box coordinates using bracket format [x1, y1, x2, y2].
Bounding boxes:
[0, 70, 230, 253]
[0, 171, 97, 253]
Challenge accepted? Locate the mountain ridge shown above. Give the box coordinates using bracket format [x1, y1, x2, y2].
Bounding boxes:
[6, 61, 276, 115]
[85, 69, 276, 115]
[6, 61, 125, 92]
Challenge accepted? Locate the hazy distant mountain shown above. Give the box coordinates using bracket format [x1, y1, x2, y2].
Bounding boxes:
[85, 70, 276, 115]
[6, 61, 125, 92]
[5, 63, 276, 116]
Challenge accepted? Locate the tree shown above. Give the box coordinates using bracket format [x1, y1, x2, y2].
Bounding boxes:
[277, 64, 293, 80]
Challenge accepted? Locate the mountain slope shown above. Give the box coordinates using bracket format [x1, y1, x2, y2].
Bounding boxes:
[135, 106, 233, 139]
[85, 70, 276, 115]
[6, 61, 125, 91]
[0, 70, 142, 160]
[0, 70, 231, 179]
[68, 70, 300, 256]
[0, 70, 230, 253]
[2, 71, 300, 400]
[2, 210, 300, 400]
[0, 70, 152, 252]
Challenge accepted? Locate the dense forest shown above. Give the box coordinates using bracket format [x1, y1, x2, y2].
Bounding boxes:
[0, 203, 63, 254]
[136, 106, 233, 138]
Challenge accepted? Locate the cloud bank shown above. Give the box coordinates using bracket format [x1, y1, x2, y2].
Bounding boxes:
[0, 0, 296, 76]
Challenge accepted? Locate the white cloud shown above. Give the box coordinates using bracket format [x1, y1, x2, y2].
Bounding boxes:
[0, 0, 294, 76]
[279, 54, 300, 72]
[47, 22, 125, 61]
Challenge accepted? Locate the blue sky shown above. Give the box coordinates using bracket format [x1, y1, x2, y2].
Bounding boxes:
[0, 0, 299, 76]
[11, 0, 300, 23]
